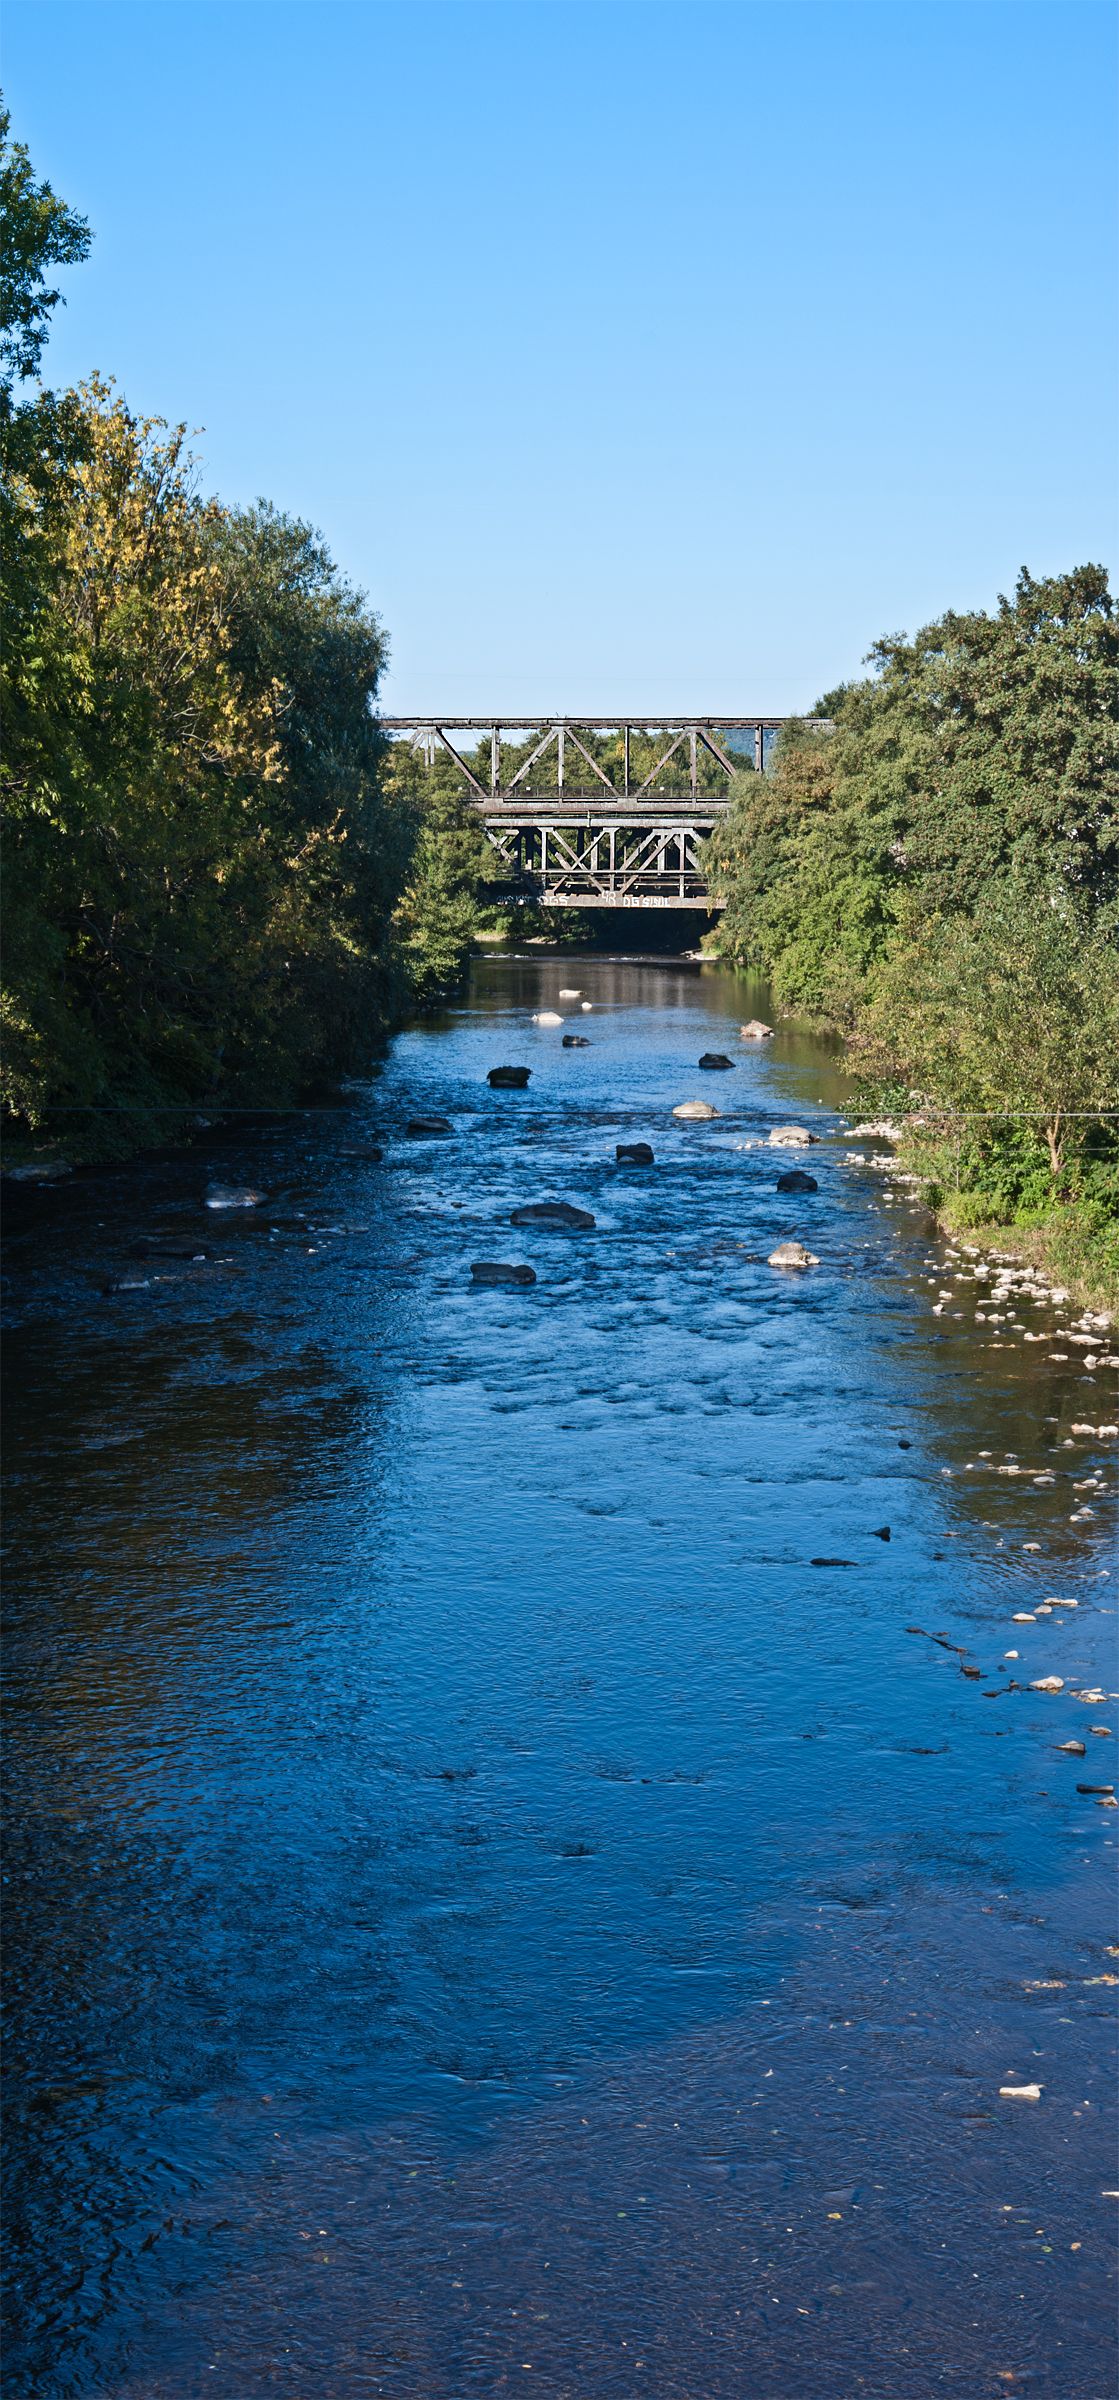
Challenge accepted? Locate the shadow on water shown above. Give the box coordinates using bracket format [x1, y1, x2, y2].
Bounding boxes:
[2, 952, 1115, 2397]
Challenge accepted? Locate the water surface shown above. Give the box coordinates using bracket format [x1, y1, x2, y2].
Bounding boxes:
[3, 954, 1116, 2398]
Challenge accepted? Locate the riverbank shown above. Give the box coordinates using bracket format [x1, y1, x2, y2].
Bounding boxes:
[867, 1122, 1119, 1315]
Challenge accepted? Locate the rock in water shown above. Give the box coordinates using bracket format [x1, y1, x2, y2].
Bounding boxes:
[776, 1168, 818, 1193]
[740, 1020, 773, 1040]
[698, 1052, 734, 1070]
[406, 1116, 453, 1137]
[616, 1142, 654, 1165]
[471, 1262, 536, 1286]
[768, 1240, 819, 1269]
[558, 988, 582, 998]
[562, 1034, 590, 1048]
[534, 1011, 564, 1025]
[673, 1100, 718, 1120]
[509, 1200, 595, 1231]
[768, 1125, 818, 1147]
[205, 1184, 263, 1208]
[488, 1066, 531, 1088]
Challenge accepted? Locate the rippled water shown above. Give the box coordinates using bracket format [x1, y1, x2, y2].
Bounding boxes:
[3, 953, 1116, 2398]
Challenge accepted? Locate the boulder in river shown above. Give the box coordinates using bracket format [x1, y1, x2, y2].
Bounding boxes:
[562, 1034, 590, 1048]
[776, 1168, 818, 1193]
[768, 1125, 818, 1147]
[487, 1066, 531, 1088]
[205, 1184, 264, 1208]
[534, 1011, 564, 1026]
[768, 1240, 819, 1269]
[616, 1142, 654, 1165]
[471, 1262, 536, 1286]
[558, 988, 582, 999]
[698, 1052, 734, 1070]
[405, 1116, 453, 1137]
[740, 1020, 773, 1040]
[673, 1100, 718, 1120]
[509, 1201, 596, 1231]
[6, 1159, 72, 1182]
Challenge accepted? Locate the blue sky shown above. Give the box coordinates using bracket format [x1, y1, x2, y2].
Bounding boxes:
[4, 0, 1116, 713]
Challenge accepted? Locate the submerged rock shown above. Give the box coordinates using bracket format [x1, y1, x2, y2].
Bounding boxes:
[768, 1125, 818, 1148]
[616, 1142, 654, 1165]
[562, 1034, 590, 1048]
[471, 1262, 536, 1286]
[6, 1159, 72, 1182]
[510, 1200, 596, 1231]
[405, 1116, 453, 1137]
[488, 1066, 531, 1088]
[768, 1240, 819, 1269]
[673, 1100, 718, 1120]
[776, 1169, 818, 1193]
[740, 1020, 773, 1039]
[205, 1184, 263, 1208]
[698, 1052, 734, 1070]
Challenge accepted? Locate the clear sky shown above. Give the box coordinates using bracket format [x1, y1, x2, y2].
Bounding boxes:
[4, 0, 1116, 714]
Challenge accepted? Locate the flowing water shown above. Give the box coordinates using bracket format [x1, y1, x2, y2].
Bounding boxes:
[3, 952, 1116, 2399]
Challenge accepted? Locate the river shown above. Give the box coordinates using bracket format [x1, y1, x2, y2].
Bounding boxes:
[2, 951, 1116, 2399]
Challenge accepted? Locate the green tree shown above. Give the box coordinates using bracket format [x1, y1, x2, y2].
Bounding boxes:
[385, 742, 490, 1001]
[854, 883, 1119, 1186]
[0, 99, 90, 393]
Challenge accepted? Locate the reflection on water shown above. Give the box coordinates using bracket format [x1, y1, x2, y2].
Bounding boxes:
[3, 955, 1116, 2398]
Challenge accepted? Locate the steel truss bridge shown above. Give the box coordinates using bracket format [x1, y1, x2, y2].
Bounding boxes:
[381, 716, 822, 909]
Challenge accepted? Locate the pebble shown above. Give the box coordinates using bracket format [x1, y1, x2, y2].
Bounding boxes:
[205, 1185, 263, 1208]
[509, 1201, 595, 1231]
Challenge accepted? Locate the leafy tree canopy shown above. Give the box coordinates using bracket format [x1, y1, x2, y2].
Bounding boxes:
[0, 99, 90, 393]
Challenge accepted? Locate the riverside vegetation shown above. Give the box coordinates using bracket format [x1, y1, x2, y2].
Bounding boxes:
[705, 571, 1119, 1304]
[0, 106, 483, 1162]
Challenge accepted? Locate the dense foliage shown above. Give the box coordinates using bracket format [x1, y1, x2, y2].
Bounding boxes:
[706, 569, 1119, 1294]
[0, 109, 468, 1158]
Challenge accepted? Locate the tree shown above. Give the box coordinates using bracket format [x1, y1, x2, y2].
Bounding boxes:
[853, 882, 1119, 1190]
[385, 743, 491, 1002]
[0, 100, 90, 394]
